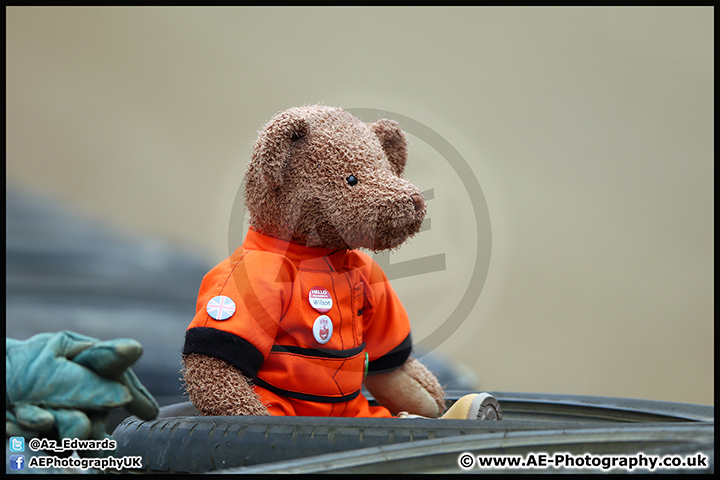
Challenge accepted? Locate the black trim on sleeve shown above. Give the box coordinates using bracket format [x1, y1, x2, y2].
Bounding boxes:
[183, 327, 264, 379]
[366, 332, 412, 375]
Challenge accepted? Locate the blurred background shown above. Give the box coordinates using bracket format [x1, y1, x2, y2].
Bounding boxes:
[6, 7, 713, 407]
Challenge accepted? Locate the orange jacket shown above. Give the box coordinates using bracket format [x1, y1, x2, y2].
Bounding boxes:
[183, 228, 412, 417]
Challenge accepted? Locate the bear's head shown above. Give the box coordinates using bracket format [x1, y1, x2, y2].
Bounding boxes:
[244, 105, 426, 252]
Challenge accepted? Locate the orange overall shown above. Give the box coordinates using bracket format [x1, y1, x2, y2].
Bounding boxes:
[183, 228, 412, 417]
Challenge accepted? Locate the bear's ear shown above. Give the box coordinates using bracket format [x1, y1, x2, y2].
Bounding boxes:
[372, 118, 408, 177]
[251, 110, 310, 188]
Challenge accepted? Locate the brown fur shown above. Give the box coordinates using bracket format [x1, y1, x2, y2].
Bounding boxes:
[182, 105, 445, 417]
[244, 105, 426, 252]
[364, 358, 447, 418]
[181, 354, 270, 416]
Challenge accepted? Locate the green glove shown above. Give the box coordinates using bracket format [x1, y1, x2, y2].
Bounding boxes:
[6, 331, 159, 452]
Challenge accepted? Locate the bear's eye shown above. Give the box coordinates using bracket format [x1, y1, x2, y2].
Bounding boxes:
[346, 175, 358, 187]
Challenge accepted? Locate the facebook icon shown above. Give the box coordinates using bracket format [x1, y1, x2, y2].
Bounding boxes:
[9, 455, 25, 471]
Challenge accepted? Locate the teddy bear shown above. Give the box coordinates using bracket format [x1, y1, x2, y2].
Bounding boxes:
[180, 105, 500, 420]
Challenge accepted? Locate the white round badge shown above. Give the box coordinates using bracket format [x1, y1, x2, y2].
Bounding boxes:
[206, 295, 236, 321]
[308, 286, 333, 313]
[312, 315, 333, 344]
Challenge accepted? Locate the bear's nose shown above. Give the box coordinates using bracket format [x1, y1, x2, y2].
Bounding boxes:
[411, 194, 425, 213]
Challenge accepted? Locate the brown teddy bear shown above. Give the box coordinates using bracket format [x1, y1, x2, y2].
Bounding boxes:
[181, 105, 499, 420]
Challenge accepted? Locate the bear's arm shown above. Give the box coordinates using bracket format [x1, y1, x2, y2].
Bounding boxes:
[181, 353, 270, 416]
[363, 357, 446, 418]
[181, 250, 297, 416]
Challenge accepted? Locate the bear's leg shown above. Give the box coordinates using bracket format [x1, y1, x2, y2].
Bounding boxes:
[438, 392, 502, 420]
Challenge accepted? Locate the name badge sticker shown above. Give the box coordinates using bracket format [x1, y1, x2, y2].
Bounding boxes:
[308, 286, 333, 313]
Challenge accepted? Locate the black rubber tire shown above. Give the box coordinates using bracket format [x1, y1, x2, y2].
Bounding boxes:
[223, 423, 715, 474]
[111, 391, 713, 474]
[113, 412, 511, 473]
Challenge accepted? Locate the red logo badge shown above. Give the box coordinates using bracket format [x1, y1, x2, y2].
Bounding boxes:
[312, 315, 333, 344]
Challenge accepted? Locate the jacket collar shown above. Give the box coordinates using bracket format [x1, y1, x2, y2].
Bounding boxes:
[242, 228, 349, 272]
